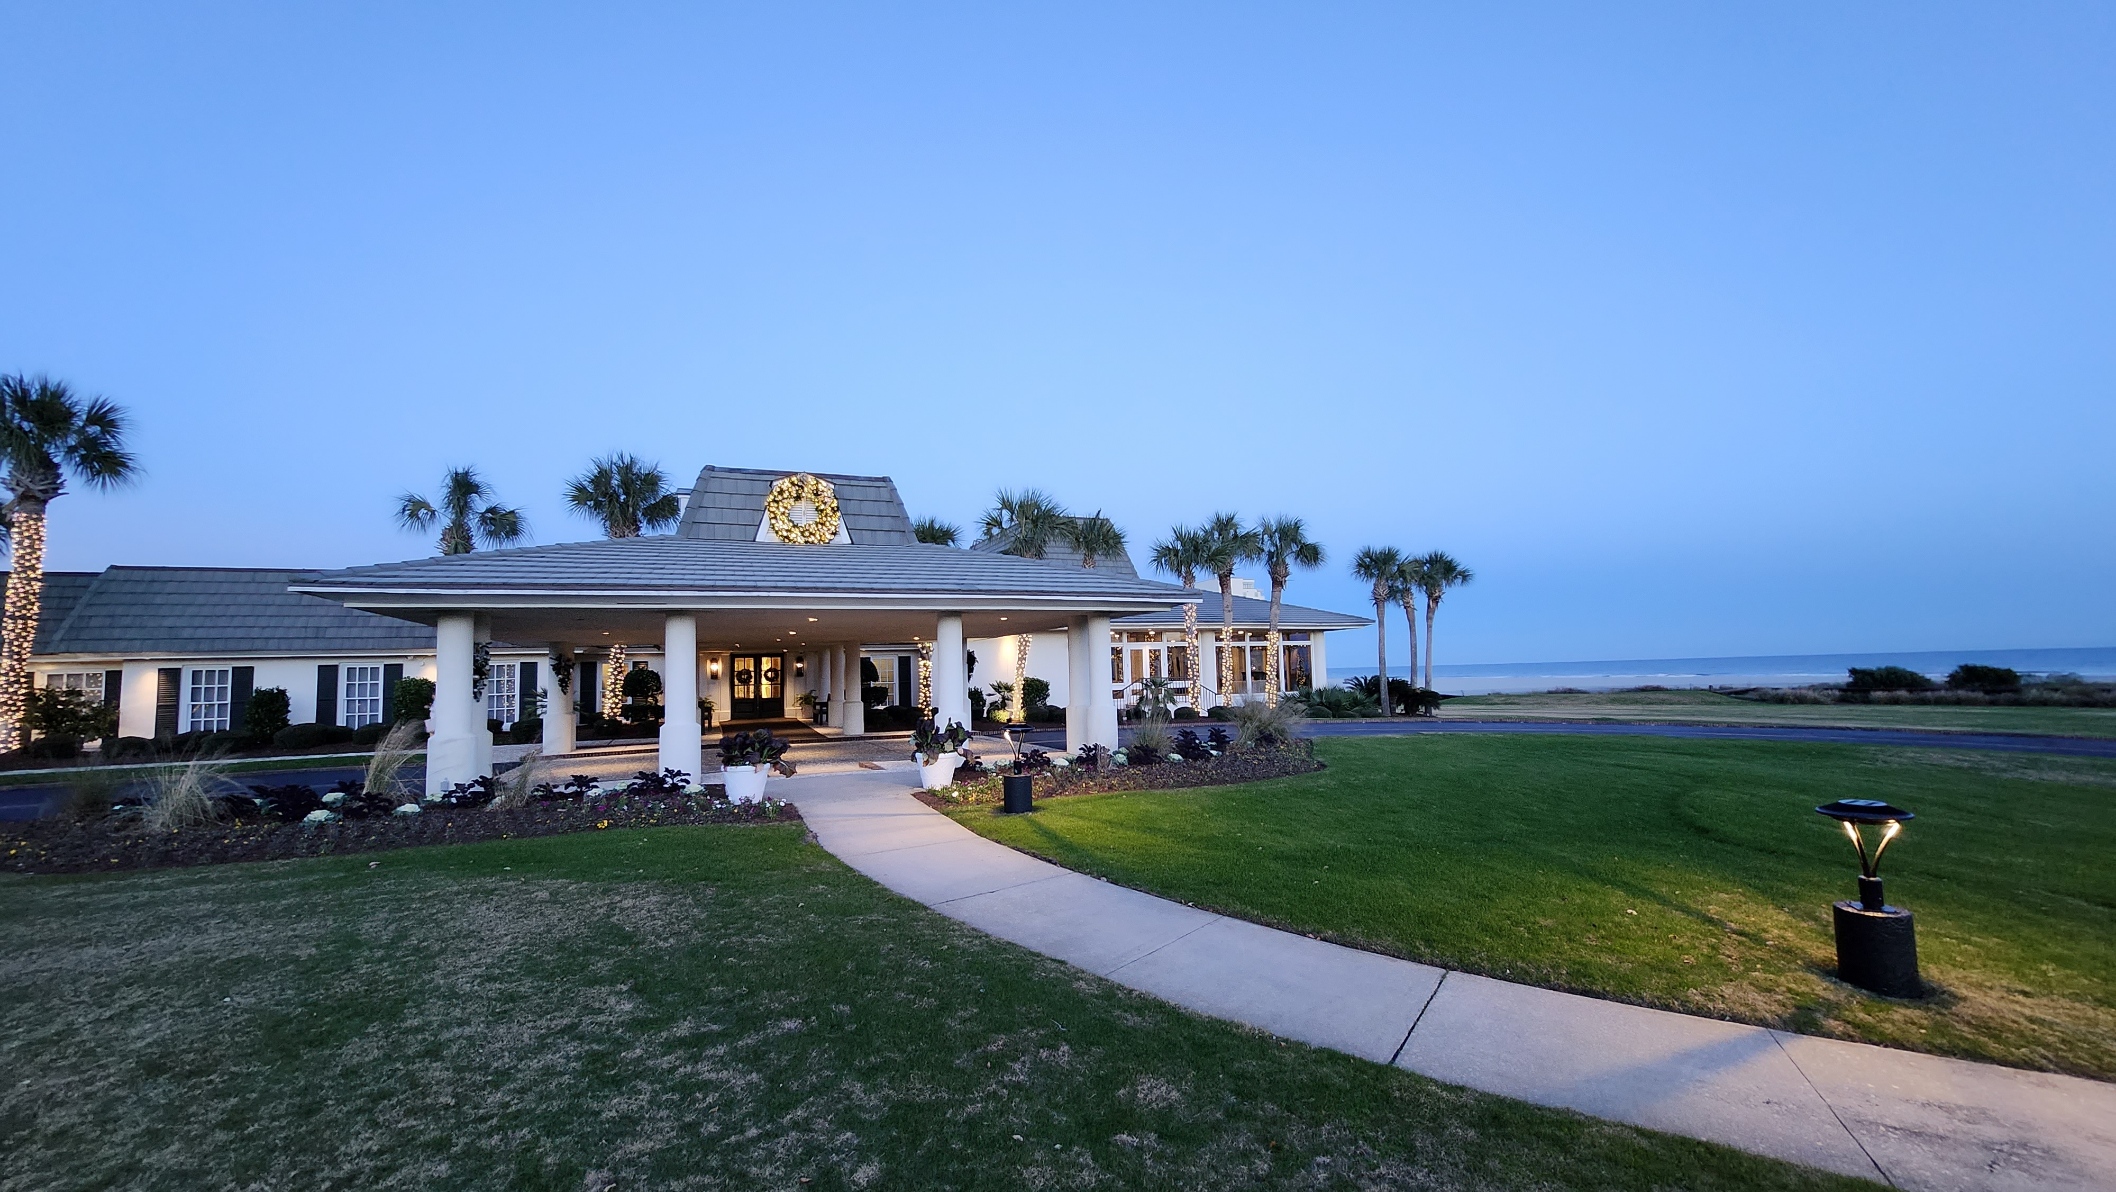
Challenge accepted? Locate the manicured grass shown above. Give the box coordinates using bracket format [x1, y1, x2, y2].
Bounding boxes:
[0, 826, 1865, 1190]
[951, 736, 2116, 1080]
[1439, 688, 2116, 738]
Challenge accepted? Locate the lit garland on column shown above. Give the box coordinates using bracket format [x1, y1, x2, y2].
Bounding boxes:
[916, 643, 933, 711]
[1012, 634, 1031, 723]
[603, 644, 627, 719]
[0, 509, 47, 752]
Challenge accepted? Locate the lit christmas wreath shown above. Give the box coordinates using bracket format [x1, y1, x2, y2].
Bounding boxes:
[764, 472, 842, 544]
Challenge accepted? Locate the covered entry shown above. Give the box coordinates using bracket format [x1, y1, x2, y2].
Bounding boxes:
[728, 652, 786, 719]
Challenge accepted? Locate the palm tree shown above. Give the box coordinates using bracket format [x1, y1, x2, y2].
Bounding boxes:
[0, 374, 137, 752]
[564, 453, 681, 538]
[1351, 546, 1404, 716]
[1198, 513, 1261, 705]
[980, 488, 1069, 559]
[911, 517, 960, 545]
[1413, 551, 1475, 691]
[1062, 513, 1126, 568]
[1256, 517, 1325, 707]
[1150, 525, 1212, 712]
[1389, 558, 1422, 696]
[397, 466, 527, 555]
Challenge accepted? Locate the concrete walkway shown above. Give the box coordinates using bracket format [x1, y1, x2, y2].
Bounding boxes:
[782, 767, 2116, 1191]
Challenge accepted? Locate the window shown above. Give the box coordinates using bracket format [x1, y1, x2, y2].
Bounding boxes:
[43, 672, 104, 699]
[187, 668, 231, 731]
[486, 662, 519, 728]
[343, 665, 384, 728]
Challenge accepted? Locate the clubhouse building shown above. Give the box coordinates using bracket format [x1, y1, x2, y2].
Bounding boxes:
[16, 466, 1368, 792]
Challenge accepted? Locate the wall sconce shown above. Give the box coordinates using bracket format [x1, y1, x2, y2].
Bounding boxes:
[707, 658, 721, 680]
[794, 654, 806, 677]
[1815, 799, 1921, 997]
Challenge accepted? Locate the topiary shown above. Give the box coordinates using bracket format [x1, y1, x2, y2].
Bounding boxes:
[243, 687, 292, 741]
[393, 677, 435, 722]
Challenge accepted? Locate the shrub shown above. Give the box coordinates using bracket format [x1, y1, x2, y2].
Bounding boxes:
[243, 687, 292, 740]
[104, 735, 156, 761]
[1948, 664, 2022, 694]
[24, 735, 81, 760]
[968, 687, 987, 722]
[1845, 666, 1936, 693]
[26, 687, 117, 742]
[1206, 704, 1234, 721]
[393, 677, 435, 722]
[1127, 718, 1174, 766]
[273, 722, 357, 750]
[1346, 675, 1419, 714]
[1022, 677, 1051, 710]
[1028, 704, 1065, 724]
[351, 721, 392, 746]
[507, 716, 543, 744]
[1172, 706, 1198, 720]
[1229, 700, 1308, 748]
[622, 667, 664, 700]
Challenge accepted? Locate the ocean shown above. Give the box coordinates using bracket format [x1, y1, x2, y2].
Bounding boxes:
[1326, 646, 2116, 696]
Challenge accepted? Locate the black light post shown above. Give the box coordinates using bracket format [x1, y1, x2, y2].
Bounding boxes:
[1001, 722, 1034, 814]
[1815, 799, 1921, 997]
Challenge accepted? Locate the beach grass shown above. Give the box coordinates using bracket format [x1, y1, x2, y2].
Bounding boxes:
[949, 734, 2116, 1079]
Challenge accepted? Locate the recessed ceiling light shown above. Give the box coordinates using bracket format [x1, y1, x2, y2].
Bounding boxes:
[807, 617, 818, 622]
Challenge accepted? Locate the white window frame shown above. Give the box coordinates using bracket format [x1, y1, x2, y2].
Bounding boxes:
[42, 671, 105, 699]
[187, 667, 232, 732]
[486, 662, 519, 728]
[342, 664, 384, 729]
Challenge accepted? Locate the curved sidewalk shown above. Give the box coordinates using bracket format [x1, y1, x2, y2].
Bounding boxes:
[783, 767, 2116, 1192]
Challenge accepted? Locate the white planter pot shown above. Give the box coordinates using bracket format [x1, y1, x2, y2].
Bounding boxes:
[721, 764, 769, 803]
[916, 753, 962, 791]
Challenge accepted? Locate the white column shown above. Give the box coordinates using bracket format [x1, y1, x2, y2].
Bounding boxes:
[471, 615, 494, 780]
[1084, 613, 1117, 750]
[658, 613, 702, 779]
[427, 613, 479, 794]
[839, 643, 865, 736]
[1309, 632, 1329, 696]
[1199, 629, 1221, 709]
[1066, 616, 1092, 754]
[931, 614, 970, 731]
[542, 643, 577, 755]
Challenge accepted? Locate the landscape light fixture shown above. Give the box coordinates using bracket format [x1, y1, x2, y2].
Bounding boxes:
[1001, 721, 1034, 814]
[1814, 799, 1922, 997]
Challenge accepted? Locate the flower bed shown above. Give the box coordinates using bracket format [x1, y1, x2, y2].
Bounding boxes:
[914, 742, 1321, 810]
[6, 777, 799, 876]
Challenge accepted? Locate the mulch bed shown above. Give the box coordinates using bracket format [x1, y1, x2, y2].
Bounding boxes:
[4, 792, 804, 876]
[912, 743, 1323, 810]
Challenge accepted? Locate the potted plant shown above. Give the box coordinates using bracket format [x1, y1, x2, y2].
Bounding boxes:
[910, 718, 971, 790]
[718, 729, 795, 803]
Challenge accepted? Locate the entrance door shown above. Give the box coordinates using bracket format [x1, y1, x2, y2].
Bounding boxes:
[730, 653, 786, 720]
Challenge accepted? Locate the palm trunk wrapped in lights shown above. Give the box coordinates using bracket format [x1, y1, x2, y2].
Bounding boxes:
[602, 644, 627, 720]
[916, 644, 933, 711]
[1264, 628, 1282, 707]
[0, 502, 47, 752]
[1182, 601, 1201, 712]
[1012, 634, 1031, 723]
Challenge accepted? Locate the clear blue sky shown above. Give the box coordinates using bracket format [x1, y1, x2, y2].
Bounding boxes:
[3, 3, 2110, 666]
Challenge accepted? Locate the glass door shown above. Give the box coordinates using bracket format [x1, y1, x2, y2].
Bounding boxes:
[729, 653, 787, 720]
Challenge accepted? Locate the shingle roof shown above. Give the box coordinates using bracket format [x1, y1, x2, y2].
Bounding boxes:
[0, 571, 100, 653]
[13, 567, 436, 657]
[677, 465, 915, 545]
[293, 536, 1196, 609]
[1113, 590, 1369, 631]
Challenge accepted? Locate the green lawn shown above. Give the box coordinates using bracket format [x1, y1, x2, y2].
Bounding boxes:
[950, 736, 2116, 1080]
[0, 826, 1866, 1190]
[1437, 688, 2116, 738]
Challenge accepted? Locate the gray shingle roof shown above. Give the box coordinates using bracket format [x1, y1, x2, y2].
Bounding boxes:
[15, 567, 436, 657]
[677, 465, 915, 545]
[293, 536, 1195, 608]
[0, 572, 100, 653]
[1113, 591, 1370, 631]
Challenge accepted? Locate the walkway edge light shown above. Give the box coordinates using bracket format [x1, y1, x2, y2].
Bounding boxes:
[1815, 799, 1922, 998]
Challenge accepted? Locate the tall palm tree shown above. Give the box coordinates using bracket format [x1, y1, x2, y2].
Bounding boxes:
[564, 453, 681, 538]
[911, 517, 960, 545]
[1062, 513, 1126, 568]
[1413, 551, 1475, 691]
[1256, 517, 1325, 707]
[980, 488, 1069, 559]
[1198, 512, 1261, 705]
[1351, 546, 1403, 716]
[0, 374, 137, 752]
[1150, 525, 1213, 712]
[397, 466, 527, 555]
[1390, 558, 1422, 696]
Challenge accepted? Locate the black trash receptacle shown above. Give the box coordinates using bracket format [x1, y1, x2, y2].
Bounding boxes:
[1002, 774, 1034, 814]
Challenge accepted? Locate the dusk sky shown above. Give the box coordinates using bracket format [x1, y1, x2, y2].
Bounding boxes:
[3, 3, 2110, 667]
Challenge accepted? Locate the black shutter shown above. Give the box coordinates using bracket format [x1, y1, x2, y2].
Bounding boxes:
[155, 667, 180, 737]
[102, 669, 122, 708]
[519, 661, 537, 720]
[315, 664, 339, 727]
[382, 663, 403, 723]
[229, 666, 254, 731]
